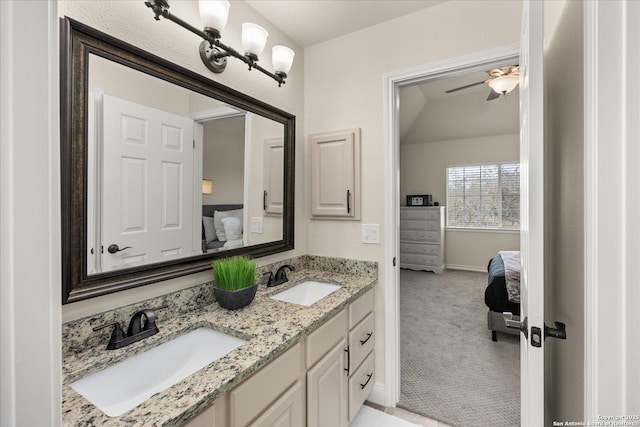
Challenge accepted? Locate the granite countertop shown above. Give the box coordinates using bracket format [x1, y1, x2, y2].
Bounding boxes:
[62, 267, 376, 426]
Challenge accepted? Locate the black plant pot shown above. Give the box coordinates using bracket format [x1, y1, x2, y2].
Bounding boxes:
[213, 284, 258, 310]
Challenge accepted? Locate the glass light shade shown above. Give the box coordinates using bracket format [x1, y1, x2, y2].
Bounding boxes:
[199, 0, 230, 33]
[488, 75, 519, 94]
[202, 179, 213, 195]
[242, 23, 268, 57]
[272, 45, 295, 75]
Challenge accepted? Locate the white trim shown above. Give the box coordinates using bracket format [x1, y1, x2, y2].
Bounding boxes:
[383, 43, 519, 407]
[583, 0, 640, 418]
[189, 106, 244, 121]
[1, 1, 61, 424]
[583, 0, 598, 418]
[446, 264, 487, 273]
[445, 227, 520, 234]
[366, 381, 386, 407]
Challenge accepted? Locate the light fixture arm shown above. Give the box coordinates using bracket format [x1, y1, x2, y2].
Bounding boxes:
[144, 0, 287, 86]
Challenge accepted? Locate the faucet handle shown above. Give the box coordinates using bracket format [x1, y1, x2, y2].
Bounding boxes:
[263, 271, 274, 286]
[93, 322, 126, 345]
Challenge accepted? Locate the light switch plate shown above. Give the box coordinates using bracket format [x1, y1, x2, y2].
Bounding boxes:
[251, 217, 263, 234]
[362, 224, 380, 244]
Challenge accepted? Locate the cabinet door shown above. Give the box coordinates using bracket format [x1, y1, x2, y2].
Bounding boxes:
[310, 129, 360, 219]
[249, 381, 304, 427]
[263, 137, 284, 216]
[307, 338, 348, 427]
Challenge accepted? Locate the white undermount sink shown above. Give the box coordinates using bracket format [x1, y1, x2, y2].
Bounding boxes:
[270, 280, 341, 306]
[70, 327, 246, 417]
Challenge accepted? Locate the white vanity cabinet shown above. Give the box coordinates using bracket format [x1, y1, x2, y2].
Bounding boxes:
[306, 310, 349, 427]
[183, 395, 226, 427]
[185, 290, 375, 427]
[346, 289, 375, 422]
[229, 343, 304, 427]
[306, 289, 375, 426]
[399, 206, 446, 273]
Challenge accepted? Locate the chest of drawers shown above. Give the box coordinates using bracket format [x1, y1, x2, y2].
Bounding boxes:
[399, 206, 445, 273]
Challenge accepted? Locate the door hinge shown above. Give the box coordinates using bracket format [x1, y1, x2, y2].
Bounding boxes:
[393, 257, 396, 267]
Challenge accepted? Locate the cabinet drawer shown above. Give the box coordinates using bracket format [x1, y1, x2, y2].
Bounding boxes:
[230, 342, 302, 427]
[400, 219, 440, 231]
[400, 208, 440, 221]
[349, 289, 374, 328]
[348, 352, 375, 422]
[306, 309, 348, 368]
[348, 312, 374, 373]
[400, 242, 439, 255]
[399, 253, 439, 266]
[399, 230, 440, 243]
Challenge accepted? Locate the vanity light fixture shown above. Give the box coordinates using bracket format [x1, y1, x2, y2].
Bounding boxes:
[145, 0, 295, 86]
[202, 179, 213, 195]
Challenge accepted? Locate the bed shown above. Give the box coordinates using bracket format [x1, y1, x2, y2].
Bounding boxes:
[485, 251, 521, 341]
[201, 204, 244, 253]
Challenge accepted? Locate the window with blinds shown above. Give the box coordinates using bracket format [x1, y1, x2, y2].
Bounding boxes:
[446, 163, 520, 229]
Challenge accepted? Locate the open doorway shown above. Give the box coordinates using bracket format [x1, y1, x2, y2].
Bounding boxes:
[396, 65, 521, 426]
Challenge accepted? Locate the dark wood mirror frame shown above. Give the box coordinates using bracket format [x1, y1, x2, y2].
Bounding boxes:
[61, 17, 295, 304]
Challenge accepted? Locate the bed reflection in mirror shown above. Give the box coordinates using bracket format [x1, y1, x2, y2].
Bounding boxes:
[86, 54, 284, 274]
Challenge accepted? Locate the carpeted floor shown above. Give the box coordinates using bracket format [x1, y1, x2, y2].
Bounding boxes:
[398, 269, 520, 427]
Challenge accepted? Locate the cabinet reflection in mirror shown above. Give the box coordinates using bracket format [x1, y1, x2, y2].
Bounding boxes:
[62, 18, 294, 303]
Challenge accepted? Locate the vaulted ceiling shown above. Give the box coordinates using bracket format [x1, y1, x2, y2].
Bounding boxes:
[400, 70, 520, 144]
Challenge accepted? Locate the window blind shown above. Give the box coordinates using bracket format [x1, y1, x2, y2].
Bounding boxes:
[446, 163, 520, 229]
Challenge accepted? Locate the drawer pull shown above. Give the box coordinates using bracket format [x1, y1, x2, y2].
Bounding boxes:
[360, 373, 373, 389]
[359, 332, 373, 345]
[344, 346, 350, 376]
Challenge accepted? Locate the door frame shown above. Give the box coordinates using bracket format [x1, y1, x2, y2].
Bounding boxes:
[382, 43, 520, 407]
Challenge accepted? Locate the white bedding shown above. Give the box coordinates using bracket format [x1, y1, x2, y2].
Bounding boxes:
[499, 250, 521, 303]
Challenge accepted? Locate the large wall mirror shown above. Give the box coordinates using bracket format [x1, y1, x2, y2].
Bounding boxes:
[61, 18, 295, 304]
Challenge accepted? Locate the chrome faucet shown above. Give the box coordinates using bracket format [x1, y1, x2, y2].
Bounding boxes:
[264, 264, 295, 287]
[93, 305, 167, 350]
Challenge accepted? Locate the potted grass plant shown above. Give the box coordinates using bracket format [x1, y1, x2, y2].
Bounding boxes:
[212, 256, 258, 310]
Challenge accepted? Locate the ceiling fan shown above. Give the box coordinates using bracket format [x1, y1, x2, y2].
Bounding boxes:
[445, 65, 520, 101]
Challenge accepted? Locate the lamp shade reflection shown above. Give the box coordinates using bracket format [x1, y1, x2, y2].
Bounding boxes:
[202, 179, 213, 195]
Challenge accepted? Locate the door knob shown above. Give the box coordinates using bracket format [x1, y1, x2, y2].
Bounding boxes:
[107, 244, 132, 254]
[503, 312, 528, 339]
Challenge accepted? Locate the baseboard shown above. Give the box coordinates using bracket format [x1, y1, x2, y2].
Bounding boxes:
[446, 264, 486, 273]
[366, 381, 386, 406]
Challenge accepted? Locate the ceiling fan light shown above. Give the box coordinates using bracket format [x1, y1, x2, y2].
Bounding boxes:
[488, 75, 520, 94]
[199, 0, 230, 36]
[242, 23, 269, 58]
[272, 45, 295, 75]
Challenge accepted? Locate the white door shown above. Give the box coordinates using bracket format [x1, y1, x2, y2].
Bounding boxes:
[518, 0, 545, 424]
[102, 94, 195, 271]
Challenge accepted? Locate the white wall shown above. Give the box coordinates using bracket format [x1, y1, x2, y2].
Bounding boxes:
[246, 114, 285, 245]
[59, 0, 305, 322]
[400, 134, 520, 270]
[544, 1, 584, 423]
[305, 0, 522, 397]
[202, 116, 245, 205]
